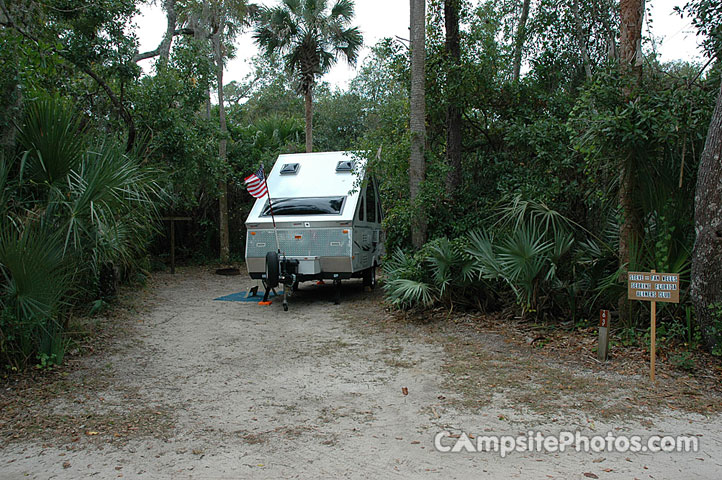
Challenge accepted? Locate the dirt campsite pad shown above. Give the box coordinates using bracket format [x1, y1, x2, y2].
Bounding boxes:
[2, 268, 722, 479]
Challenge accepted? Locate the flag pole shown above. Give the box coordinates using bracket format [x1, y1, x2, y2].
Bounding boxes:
[262, 169, 281, 254]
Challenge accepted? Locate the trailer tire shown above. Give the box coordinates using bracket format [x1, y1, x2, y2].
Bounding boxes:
[265, 251, 279, 289]
[363, 266, 376, 289]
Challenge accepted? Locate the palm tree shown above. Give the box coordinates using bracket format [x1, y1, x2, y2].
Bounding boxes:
[253, 0, 363, 153]
[178, 0, 252, 263]
[209, 0, 251, 263]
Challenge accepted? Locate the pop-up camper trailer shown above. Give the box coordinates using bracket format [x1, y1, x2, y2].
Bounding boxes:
[244, 151, 384, 310]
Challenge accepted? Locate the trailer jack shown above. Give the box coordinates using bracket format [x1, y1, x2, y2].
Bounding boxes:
[333, 279, 341, 305]
[262, 251, 298, 311]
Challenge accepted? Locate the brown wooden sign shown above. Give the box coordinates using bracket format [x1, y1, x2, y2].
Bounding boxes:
[627, 271, 680, 304]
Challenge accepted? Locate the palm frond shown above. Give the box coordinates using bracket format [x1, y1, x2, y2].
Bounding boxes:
[496, 194, 572, 238]
[16, 97, 86, 186]
[330, 0, 354, 22]
[384, 278, 437, 310]
[426, 238, 459, 294]
[0, 224, 71, 323]
[465, 229, 503, 280]
[253, 0, 362, 86]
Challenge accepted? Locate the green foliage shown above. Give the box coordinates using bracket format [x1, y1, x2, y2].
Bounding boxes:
[229, 52, 304, 123]
[0, 97, 164, 369]
[133, 42, 217, 210]
[248, 115, 304, 152]
[384, 276, 437, 310]
[382, 249, 432, 309]
[313, 90, 367, 151]
[17, 98, 87, 185]
[385, 199, 579, 316]
[0, 225, 70, 369]
[253, 0, 364, 94]
[567, 63, 712, 329]
[382, 240, 476, 311]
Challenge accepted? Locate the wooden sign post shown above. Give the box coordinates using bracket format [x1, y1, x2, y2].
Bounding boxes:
[598, 309, 610, 361]
[627, 270, 680, 381]
[161, 217, 192, 274]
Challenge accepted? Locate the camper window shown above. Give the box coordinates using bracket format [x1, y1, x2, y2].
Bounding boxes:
[358, 197, 365, 221]
[261, 196, 345, 216]
[366, 181, 377, 223]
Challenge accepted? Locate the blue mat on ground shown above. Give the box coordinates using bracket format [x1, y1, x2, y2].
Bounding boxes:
[214, 290, 284, 302]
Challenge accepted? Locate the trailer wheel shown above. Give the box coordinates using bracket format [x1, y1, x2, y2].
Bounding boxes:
[265, 251, 279, 289]
[363, 266, 376, 289]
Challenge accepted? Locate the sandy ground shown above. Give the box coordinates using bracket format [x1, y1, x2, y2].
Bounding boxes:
[1, 268, 721, 479]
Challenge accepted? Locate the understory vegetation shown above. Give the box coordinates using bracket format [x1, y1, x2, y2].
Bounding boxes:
[0, 98, 162, 369]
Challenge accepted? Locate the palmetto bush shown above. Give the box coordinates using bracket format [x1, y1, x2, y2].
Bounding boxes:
[383, 196, 609, 319]
[0, 97, 164, 369]
[383, 238, 482, 310]
[383, 248, 437, 310]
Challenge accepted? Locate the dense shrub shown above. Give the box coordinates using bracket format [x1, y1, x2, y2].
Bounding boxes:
[0, 97, 164, 369]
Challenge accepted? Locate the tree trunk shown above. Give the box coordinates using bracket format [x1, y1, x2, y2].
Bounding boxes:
[444, 0, 462, 196]
[570, 0, 592, 81]
[617, 0, 645, 325]
[409, 0, 427, 249]
[213, 31, 230, 264]
[691, 79, 722, 351]
[159, 0, 177, 63]
[0, 44, 21, 157]
[511, 0, 531, 82]
[619, 0, 644, 81]
[192, 6, 212, 120]
[304, 89, 313, 153]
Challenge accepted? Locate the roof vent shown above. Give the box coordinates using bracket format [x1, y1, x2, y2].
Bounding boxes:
[335, 160, 355, 172]
[280, 163, 300, 175]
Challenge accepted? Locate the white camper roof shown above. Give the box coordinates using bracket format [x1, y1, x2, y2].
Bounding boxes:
[245, 151, 366, 225]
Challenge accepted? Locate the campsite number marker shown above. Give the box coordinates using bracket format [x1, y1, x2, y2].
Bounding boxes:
[598, 310, 610, 362]
[627, 270, 680, 381]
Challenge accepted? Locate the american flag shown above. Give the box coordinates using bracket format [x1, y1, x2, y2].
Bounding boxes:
[244, 165, 268, 198]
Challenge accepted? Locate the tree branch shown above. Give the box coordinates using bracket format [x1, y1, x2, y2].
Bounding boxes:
[1, 0, 136, 151]
[133, 29, 196, 62]
[133, 48, 161, 62]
